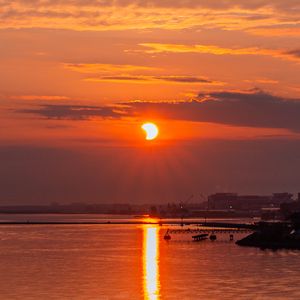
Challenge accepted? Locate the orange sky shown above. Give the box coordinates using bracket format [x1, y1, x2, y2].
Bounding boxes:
[1, 0, 300, 203]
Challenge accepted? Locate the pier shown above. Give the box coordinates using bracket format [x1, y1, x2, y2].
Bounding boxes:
[167, 228, 253, 234]
[163, 222, 255, 241]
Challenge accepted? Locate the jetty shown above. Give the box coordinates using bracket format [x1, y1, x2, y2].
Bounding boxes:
[167, 228, 252, 235]
[192, 234, 208, 241]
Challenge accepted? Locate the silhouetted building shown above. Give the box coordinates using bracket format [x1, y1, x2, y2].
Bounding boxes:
[208, 193, 238, 210]
[208, 192, 293, 211]
[280, 195, 300, 219]
[272, 193, 293, 204]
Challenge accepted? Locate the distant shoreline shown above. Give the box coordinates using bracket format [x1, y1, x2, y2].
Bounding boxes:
[0, 220, 256, 229]
[0, 211, 260, 218]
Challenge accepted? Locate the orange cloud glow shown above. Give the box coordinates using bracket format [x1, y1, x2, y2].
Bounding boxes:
[63, 63, 158, 74]
[139, 43, 300, 62]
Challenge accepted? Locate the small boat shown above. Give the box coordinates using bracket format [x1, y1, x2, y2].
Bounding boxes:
[210, 233, 217, 241]
[164, 229, 171, 240]
[192, 233, 208, 241]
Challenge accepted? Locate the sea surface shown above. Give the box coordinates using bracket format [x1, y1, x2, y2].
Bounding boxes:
[0, 214, 299, 299]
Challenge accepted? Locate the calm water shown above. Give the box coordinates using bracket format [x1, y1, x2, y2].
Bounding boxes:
[0, 216, 300, 299]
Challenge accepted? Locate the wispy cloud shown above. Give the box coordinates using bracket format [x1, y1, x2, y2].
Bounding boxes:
[0, 0, 299, 33]
[64, 63, 220, 85]
[284, 49, 300, 58]
[10, 95, 70, 101]
[244, 79, 279, 84]
[63, 63, 158, 74]
[246, 24, 300, 37]
[19, 105, 125, 120]
[85, 75, 219, 85]
[139, 43, 300, 62]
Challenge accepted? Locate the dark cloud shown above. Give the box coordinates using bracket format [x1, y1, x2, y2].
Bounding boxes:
[99, 76, 147, 81]
[93, 75, 212, 83]
[19, 104, 123, 120]
[285, 49, 300, 58]
[19, 90, 300, 132]
[125, 90, 300, 132]
[154, 76, 211, 83]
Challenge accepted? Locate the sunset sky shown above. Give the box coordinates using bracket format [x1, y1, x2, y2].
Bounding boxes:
[1, 0, 300, 204]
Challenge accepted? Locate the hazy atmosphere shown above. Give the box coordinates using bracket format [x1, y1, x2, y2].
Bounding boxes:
[1, 0, 300, 204]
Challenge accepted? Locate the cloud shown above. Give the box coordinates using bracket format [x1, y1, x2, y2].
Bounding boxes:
[285, 49, 300, 58]
[63, 63, 158, 74]
[139, 43, 300, 62]
[19, 104, 125, 120]
[85, 75, 215, 84]
[18, 89, 300, 133]
[2, 0, 300, 11]
[124, 89, 300, 132]
[154, 76, 211, 83]
[0, 0, 298, 32]
[86, 75, 148, 83]
[244, 79, 279, 84]
[10, 95, 70, 101]
[246, 24, 300, 37]
[64, 63, 219, 85]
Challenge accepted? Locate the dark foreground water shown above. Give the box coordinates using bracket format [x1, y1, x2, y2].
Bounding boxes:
[0, 217, 299, 299]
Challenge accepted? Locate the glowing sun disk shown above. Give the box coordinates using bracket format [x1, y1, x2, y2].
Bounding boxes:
[142, 123, 159, 140]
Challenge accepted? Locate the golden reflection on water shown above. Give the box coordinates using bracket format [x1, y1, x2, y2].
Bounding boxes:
[143, 226, 160, 300]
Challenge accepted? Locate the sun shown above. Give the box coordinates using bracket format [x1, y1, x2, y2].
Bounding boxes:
[141, 122, 159, 140]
